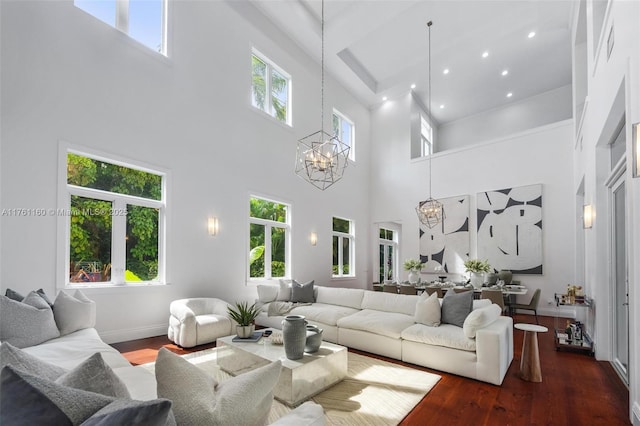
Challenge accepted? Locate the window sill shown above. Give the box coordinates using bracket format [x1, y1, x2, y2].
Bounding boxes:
[248, 104, 293, 131]
[331, 276, 357, 281]
[61, 282, 170, 292]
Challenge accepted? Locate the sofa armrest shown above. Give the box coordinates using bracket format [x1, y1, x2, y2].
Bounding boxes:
[169, 300, 196, 323]
[474, 316, 513, 385]
[268, 401, 325, 426]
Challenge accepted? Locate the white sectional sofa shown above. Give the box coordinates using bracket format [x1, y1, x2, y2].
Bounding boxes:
[256, 285, 514, 386]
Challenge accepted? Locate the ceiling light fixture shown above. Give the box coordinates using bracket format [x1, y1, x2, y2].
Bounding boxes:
[416, 21, 445, 229]
[507, 92, 513, 98]
[411, 83, 416, 89]
[482, 51, 489, 58]
[443, 68, 450, 75]
[501, 70, 509, 76]
[382, 96, 388, 101]
[295, 0, 350, 191]
[528, 31, 536, 38]
[440, 105, 445, 109]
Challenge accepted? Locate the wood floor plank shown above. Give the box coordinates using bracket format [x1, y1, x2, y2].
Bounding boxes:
[110, 314, 630, 425]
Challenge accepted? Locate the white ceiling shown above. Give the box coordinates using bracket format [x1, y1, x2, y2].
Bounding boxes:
[249, 0, 575, 125]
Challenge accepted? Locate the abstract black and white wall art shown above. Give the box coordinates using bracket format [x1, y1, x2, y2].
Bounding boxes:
[419, 195, 470, 274]
[477, 184, 543, 274]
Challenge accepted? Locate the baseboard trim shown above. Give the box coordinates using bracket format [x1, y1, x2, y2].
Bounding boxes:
[633, 401, 640, 425]
[99, 324, 167, 344]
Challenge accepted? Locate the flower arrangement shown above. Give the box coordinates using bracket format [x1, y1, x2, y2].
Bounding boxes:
[463, 259, 491, 273]
[403, 258, 424, 272]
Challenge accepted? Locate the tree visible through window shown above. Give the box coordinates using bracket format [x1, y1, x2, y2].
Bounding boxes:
[67, 153, 164, 284]
[332, 217, 354, 277]
[251, 50, 291, 125]
[249, 197, 290, 279]
[379, 228, 397, 282]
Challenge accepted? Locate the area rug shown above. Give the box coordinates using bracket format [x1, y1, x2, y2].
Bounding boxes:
[142, 348, 440, 425]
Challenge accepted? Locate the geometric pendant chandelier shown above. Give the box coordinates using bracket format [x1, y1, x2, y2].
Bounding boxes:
[295, 0, 350, 190]
[416, 21, 445, 228]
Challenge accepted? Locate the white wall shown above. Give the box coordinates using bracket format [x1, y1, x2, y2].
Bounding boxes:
[439, 85, 573, 151]
[0, 1, 372, 343]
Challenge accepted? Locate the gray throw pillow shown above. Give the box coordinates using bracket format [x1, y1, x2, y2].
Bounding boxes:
[56, 353, 131, 399]
[81, 398, 174, 426]
[0, 342, 67, 381]
[4, 288, 24, 301]
[290, 280, 315, 303]
[0, 292, 60, 348]
[156, 347, 281, 426]
[441, 290, 474, 327]
[36, 288, 54, 307]
[53, 290, 96, 336]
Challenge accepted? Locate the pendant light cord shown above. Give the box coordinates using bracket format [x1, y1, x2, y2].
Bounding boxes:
[321, 0, 325, 133]
[427, 20, 433, 199]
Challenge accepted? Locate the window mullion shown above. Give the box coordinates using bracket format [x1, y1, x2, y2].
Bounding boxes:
[338, 236, 344, 276]
[265, 224, 272, 279]
[112, 199, 127, 284]
[266, 65, 273, 117]
[116, 0, 130, 33]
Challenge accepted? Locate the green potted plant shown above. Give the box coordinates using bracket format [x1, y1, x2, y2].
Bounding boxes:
[227, 301, 261, 338]
[403, 258, 424, 284]
[464, 259, 491, 288]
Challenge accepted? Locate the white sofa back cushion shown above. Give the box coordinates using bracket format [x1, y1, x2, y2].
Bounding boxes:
[257, 285, 280, 303]
[315, 286, 364, 309]
[361, 291, 419, 316]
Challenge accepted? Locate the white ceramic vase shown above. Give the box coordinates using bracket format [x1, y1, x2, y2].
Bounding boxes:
[408, 270, 420, 284]
[236, 324, 255, 338]
[470, 272, 484, 289]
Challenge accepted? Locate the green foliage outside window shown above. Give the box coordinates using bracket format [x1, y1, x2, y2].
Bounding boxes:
[249, 197, 287, 278]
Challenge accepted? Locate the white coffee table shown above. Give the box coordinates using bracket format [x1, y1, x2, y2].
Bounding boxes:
[216, 330, 348, 407]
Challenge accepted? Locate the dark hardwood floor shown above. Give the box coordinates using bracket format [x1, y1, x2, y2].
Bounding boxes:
[111, 314, 630, 425]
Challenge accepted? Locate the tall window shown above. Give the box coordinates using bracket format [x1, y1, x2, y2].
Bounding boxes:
[74, 0, 167, 55]
[420, 115, 433, 157]
[66, 152, 165, 285]
[333, 109, 355, 161]
[332, 217, 354, 277]
[378, 228, 397, 282]
[251, 50, 292, 125]
[249, 196, 290, 279]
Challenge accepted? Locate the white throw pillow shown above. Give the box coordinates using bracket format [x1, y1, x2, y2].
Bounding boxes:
[277, 279, 292, 301]
[257, 285, 279, 303]
[269, 401, 326, 426]
[155, 347, 281, 426]
[414, 292, 441, 327]
[462, 303, 502, 338]
[52, 290, 96, 336]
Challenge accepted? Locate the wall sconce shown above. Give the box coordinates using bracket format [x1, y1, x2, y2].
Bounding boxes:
[583, 205, 593, 229]
[310, 232, 317, 246]
[633, 122, 639, 178]
[208, 217, 219, 236]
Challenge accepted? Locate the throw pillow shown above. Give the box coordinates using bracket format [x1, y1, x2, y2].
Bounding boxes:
[441, 289, 473, 328]
[0, 292, 60, 348]
[290, 280, 315, 303]
[277, 279, 292, 301]
[53, 290, 96, 336]
[36, 288, 54, 307]
[155, 347, 281, 426]
[0, 366, 174, 426]
[463, 304, 502, 338]
[56, 353, 130, 399]
[414, 292, 441, 327]
[4, 288, 24, 301]
[0, 342, 67, 381]
[257, 285, 279, 303]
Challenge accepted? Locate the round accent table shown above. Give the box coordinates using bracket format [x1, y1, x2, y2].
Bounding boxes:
[515, 323, 548, 382]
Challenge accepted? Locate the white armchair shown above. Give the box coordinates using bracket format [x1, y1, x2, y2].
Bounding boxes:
[168, 298, 233, 348]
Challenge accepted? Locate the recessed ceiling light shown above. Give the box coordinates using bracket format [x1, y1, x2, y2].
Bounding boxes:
[506, 92, 513, 98]
[382, 96, 388, 101]
[528, 31, 536, 38]
[443, 68, 450, 75]
[501, 70, 509, 76]
[410, 84, 416, 89]
[482, 51, 489, 58]
[439, 105, 445, 109]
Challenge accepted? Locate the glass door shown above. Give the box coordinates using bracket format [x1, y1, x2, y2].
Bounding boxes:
[611, 176, 629, 384]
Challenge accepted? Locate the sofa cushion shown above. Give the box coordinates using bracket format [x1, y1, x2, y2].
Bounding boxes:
[441, 290, 473, 327]
[336, 309, 415, 340]
[286, 303, 360, 326]
[315, 286, 364, 309]
[156, 347, 281, 425]
[463, 304, 502, 338]
[0, 292, 60, 348]
[57, 353, 131, 399]
[360, 291, 419, 316]
[401, 323, 477, 352]
[291, 280, 315, 303]
[277, 280, 292, 301]
[0, 342, 67, 381]
[473, 299, 492, 310]
[414, 292, 441, 327]
[257, 285, 279, 303]
[53, 290, 97, 336]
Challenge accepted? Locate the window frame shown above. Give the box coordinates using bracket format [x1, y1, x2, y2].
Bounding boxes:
[420, 115, 433, 157]
[74, 0, 168, 56]
[332, 108, 355, 161]
[58, 144, 167, 288]
[378, 227, 398, 283]
[332, 216, 355, 278]
[251, 48, 292, 126]
[248, 195, 291, 281]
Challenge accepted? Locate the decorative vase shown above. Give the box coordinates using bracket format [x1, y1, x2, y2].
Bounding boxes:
[498, 269, 513, 285]
[236, 324, 255, 338]
[304, 324, 323, 353]
[485, 272, 498, 285]
[408, 270, 420, 285]
[470, 272, 484, 289]
[282, 315, 307, 360]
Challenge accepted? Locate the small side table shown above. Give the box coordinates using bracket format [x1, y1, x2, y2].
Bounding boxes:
[515, 323, 548, 382]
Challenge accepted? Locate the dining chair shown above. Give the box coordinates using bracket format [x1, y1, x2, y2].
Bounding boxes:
[399, 285, 418, 295]
[510, 288, 541, 324]
[481, 289, 506, 314]
[453, 287, 472, 293]
[383, 284, 398, 293]
[425, 287, 444, 298]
